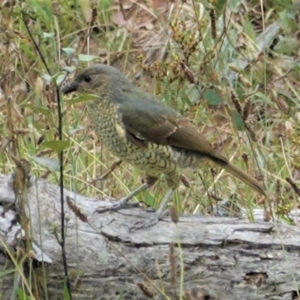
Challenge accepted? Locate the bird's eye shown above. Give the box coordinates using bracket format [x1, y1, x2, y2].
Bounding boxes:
[84, 75, 91, 82]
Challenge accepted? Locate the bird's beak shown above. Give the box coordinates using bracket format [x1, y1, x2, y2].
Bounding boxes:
[61, 81, 78, 94]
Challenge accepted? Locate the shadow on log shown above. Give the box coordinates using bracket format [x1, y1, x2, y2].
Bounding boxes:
[0, 173, 299, 300]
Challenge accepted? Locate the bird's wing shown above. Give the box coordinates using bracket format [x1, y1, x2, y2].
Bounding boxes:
[166, 118, 227, 164]
[117, 90, 177, 145]
[117, 87, 227, 164]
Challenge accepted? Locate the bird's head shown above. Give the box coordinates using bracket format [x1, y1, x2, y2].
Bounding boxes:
[61, 64, 130, 97]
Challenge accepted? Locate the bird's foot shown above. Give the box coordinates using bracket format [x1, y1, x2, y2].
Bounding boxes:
[129, 214, 159, 232]
[95, 198, 140, 214]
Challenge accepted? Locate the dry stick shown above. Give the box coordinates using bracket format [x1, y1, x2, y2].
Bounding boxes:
[9, 157, 33, 300]
[96, 159, 123, 181]
[286, 178, 300, 198]
[20, 10, 72, 299]
[78, 160, 123, 194]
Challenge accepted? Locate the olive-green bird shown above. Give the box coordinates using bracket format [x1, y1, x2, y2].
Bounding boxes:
[62, 64, 265, 229]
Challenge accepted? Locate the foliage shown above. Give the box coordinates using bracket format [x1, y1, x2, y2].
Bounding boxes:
[1, 0, 300, 297]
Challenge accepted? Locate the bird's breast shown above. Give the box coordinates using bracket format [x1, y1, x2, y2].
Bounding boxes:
[87, 101, 180, 176]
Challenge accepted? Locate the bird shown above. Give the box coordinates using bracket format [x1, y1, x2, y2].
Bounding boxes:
[62, 64, 266, 230]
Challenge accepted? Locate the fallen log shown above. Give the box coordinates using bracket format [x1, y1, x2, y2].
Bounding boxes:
[0, 173, 299, 300]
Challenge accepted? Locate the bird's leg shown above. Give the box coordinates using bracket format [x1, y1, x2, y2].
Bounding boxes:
[130, 188, 175, 231]
[130, 173, 180, 231]
[155, 188, 175, 217]
[95, 183, 149, 213]
[95, 176, 157, 213]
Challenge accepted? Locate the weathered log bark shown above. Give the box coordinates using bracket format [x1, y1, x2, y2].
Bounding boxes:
[0, 172, 299, 300]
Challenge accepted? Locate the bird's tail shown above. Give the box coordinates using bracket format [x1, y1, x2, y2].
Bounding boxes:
[224, 163, 266, 196]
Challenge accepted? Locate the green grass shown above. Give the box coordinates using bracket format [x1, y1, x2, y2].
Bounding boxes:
[0, 0, 299, 217]
[1, 0, 299, 216]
